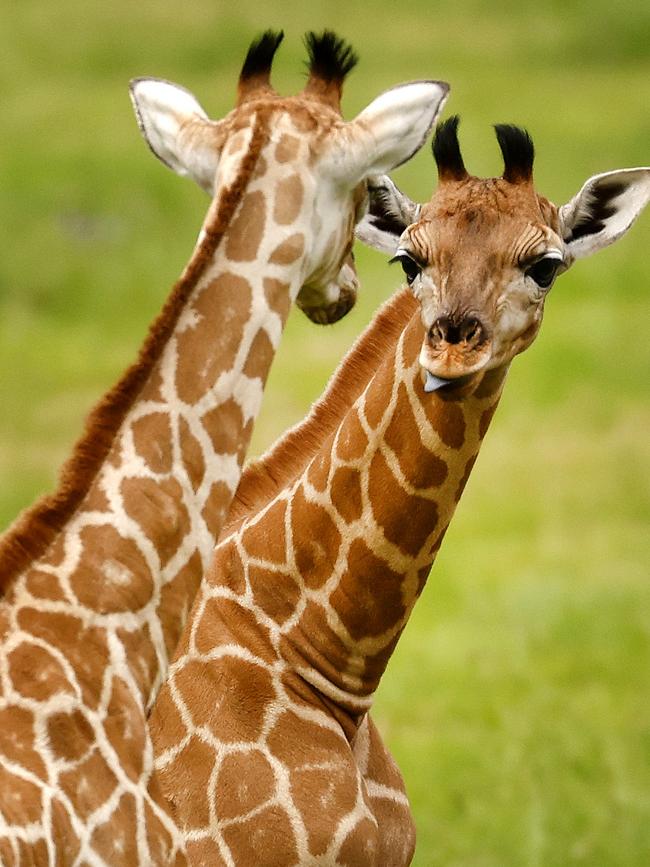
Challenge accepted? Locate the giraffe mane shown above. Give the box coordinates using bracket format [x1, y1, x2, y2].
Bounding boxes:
[223, 287, 418, 535]
[0, 110, 272, 592]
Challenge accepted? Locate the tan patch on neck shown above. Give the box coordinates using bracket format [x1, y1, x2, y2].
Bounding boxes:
[225, 190, 266, 262]
[215, 749, 276, 821]
[202, 398, 245, 456]
[175, 272, 253, 405]
[178, 416, 205, 492]
[157, 550, 203, 657]
[275, 133, 300, 163]
[0, 706, 47, 777]
[263, 276, 292, 321]
[268, 232, 305, 265]
[368, 451, 440, 557]
[89, 792, 139, 864]
[201, 480, 233, 538]
[243, 327, 276, 383]
[385, 383, 448, 489]
[249, 564, 301, 624]
[331, 465, 363, 523]
[121, 477, 190, 571]
[222, 805, 298, 867]
[332, 538, 406, 640]
[47, 709, 94, 763]
[241, 497, 287, 564]
[335, 408, 368, 462]
[132, 412, 173, 474]
[24, 569, 66, 602]
[291, 483, 341, 589]
[273, 173, 304, 225]
[68, 523, 154, 612]
[8, 642, 74, 701]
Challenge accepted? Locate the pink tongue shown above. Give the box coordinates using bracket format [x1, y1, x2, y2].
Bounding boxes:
[424, 371, 451, 393]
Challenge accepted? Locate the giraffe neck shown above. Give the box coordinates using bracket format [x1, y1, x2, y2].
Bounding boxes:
[0, 109, 315, 708]
[233, 308, 508, 724]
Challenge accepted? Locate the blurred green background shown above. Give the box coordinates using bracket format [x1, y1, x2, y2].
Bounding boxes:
[1, 1, 649, 863]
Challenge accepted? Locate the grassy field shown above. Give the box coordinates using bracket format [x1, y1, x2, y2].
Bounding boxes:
[2, 1, 649, 864]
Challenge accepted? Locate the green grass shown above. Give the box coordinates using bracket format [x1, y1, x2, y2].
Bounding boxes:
[1, 2, 649, 864]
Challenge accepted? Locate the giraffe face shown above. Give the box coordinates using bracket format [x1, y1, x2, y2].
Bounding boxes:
[357, 118, 650, 389]
[397, 177, 565, 380]
[131, 35, 449, 327]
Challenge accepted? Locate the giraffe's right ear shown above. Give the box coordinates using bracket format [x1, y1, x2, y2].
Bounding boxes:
[129, 79, 224, 194]
[327, 80, 449, 187]
[355, 175, 420, 254]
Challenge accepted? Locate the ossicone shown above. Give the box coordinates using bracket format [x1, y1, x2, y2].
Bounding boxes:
[237, 30, 284, 105]
[303, 30, 359, 110]
[432, 115, 468, 183]
[494, 123, 534, 184]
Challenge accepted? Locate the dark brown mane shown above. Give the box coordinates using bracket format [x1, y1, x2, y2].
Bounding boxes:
[223, 288, 417, 535]
[0, 110, 271, 591]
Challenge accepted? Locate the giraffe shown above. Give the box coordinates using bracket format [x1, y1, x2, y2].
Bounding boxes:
[148, 117, 650, 866]
[0, 31, 449, 865]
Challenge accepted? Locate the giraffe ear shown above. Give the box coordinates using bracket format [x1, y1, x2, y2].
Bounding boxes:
[559, 168, 650, 260]
[355, 175, 420, 254]
[326, 80, 449, 186]
[129, 78, 224, 194]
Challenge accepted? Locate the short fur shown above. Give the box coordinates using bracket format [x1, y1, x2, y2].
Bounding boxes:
[0, 110, 272, 591]
[494, 123, 535, 184]
[224, 288, 417, 534]
[433, 115, 467, 182]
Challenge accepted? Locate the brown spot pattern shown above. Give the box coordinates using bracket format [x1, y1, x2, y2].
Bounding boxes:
[243, 327, 275, 383]
[273, 174, 304, 225]
[249, 565, 300, 624]
[123, 476, 190, 570]
[201, 480, 232, 539]
[331, 465, 363, 522]
[331, 538, 405, 640]
[335, 408, 368, 462]
[241, 498, 287, 564]
[268, 232, 304, 265]
[179, 417, 205, 492]
[8, 642, 73, 701]
[368, 450, 439, 557]
[385, 383, 448, 489]
[202, 398, 245, 456]
[47, 710, 94, 763]
[263, 277, 291, 321]
[425, 397, 466, 449]
[132, 412, 173, 474]
[222, 804, 298, 867]
[291, 484, 341, 589]
[225, 191, 266, 262]
[215, 749, 275, 820]
[275, 134, 300, 163]
[24, 569, 66, 602]
[176, 272, 252, 405]
[158, 551, 203, 657]
[0, 707, 47, 777]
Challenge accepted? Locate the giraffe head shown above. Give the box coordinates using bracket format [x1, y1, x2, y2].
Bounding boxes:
[358, 116, 650, 388]
[129, 31, 449, 324]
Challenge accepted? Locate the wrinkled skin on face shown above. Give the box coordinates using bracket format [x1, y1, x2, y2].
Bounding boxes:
[401, 177, 564, 380]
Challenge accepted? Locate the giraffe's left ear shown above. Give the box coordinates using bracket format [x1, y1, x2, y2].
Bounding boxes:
[129, 78, 225, 194]
[355, 175, 420, 254]
[560, 168, 650, 260]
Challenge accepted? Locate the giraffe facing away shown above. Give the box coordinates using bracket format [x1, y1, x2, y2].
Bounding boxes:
[0, 31, 449, 865]
[149, 118, 649, 866]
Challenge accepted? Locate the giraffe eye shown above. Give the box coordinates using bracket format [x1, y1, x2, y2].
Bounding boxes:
[389, 252, 422, 285]
[525, 255, 563, 289]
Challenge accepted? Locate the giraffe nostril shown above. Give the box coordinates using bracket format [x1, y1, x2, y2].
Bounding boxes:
[429, 315, 486, 347]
